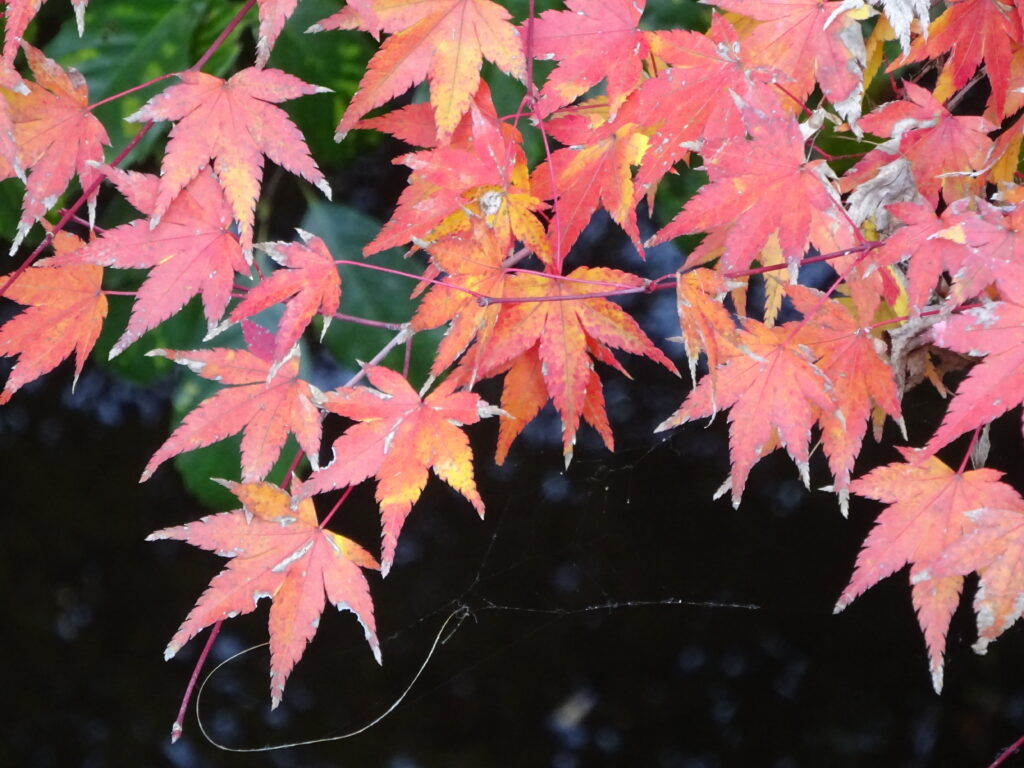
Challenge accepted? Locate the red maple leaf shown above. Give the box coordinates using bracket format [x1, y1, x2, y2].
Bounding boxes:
[319, 0, 525, 142]
[55, 166, 248, 357]
[299, 365, 495, 575]
[528, 0, 648, 119]
[858, 82, 994, 206]
[140, 322, 324, 484]
[896, 0, 1022, 119]
[648, 107, 855, 274]
[836, 450, 1024, 691]
[708, 0, 867, 125]
[2, 1, 88, 73]
[223, 231, 341, 366]
[627, 16, 784, 202]
[532, 118, 650, 264]
[1, 43, 109, 253]
[147, 480, 380, 709]
[126, 67, 331, 254]
[787, 285, 903, 514]
[924, 300, 1024, 457]
[656, 317, 838, 507]
[0, 231, 106, 403]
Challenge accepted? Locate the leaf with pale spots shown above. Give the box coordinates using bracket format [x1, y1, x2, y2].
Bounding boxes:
[140, 322, 323, 483]
[655, 317, 838, 508]
[837, 450, 1024, 692]
[147, 480, 379, 709]
[126, 67, 331, 255]
[298, 365, 494, 575]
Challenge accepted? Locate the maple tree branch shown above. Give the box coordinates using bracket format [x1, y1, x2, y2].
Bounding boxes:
[87, 73, 177, 112]
[331, 312, 406, 331]
[191, 0, 257, 72]
[343, 325, 413, 389]
[988, 732, 1024, 768]
[722, 241, 882, 279]
[320, 485, 355, 529]
[957, 427, 984, 474]
[170, 620, 222, 743]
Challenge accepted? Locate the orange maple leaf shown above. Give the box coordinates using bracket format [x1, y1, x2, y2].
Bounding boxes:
[319, 0, 525, 142]
[147, 480, 380, 709]
[655, 317, 838, 507]
[140, 322, 324, 484]
[55, 166, 248, 357]
[412, 219, 513, 376]
[223, 231, 341, 366]
[465, 268, 679, 463]
[126, 67, 331, 254]
[299, 365, 495, 575]
[836, 450, 1024, 692]
[0, 231, 107, 404]
[1, 43, 109, 253]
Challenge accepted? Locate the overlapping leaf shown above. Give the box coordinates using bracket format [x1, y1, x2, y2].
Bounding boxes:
[0, 231, 106, 403]
[299, 366, 494, 575]
[837, 450, 1024, 691]
[0, 43, 109, 253]
[140, 322, 323, 483]
[224, 231, 341, 367]
[463, 268, 678, 463]
[320, 0, 525, 142]
[147, 480, 380, 709]
[126, 67, 331, 255]
[55, 167, 248, 357]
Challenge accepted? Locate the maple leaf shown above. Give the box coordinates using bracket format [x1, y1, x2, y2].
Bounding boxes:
[147, 480, 380, 709]
[321, 0, 525, 142]
[254, 0, 301, 67]
[786, 285, 903, 514]
[921, 501, 1024, 656]
[2, 1, 88, 74]
[0, 231, 106, 404]
[140, 322, 324, 484]
[411, 219, 513, 376]
[299, 366, 494, 575]
[923, 300, 1024, 457]
[655, 317, 838, 507]
[0, 43, 109, 253]
[463, 268, 679, 463]
[126, 67, 331, 255]
[836, 450, 1024, 691]
[222, 230, 341, 367]
[708, 0, 868, 126]
[628, 16, 784, 202]
[54, 167, 248, 357]
[895, 0, 1022, 118]
[858, 82, 995, 207]
[532, 119, 650, 264]
[648, 107, 854, 275]
[528, 0, 648, 120]
[673, 267, 741, 387]
[367, 93, 547, 263]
